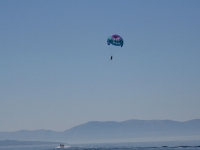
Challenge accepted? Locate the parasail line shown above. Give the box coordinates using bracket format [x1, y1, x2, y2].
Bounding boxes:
[66, 59, 111, 142]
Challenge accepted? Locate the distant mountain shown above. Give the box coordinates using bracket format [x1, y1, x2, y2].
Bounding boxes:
[0, 129, 67, 142]
[0, 140, 61, 146]
[0, 119, 200, 144]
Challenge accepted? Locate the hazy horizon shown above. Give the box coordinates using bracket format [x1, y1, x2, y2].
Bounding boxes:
[1, 0, 200, 132]
[1, 118, 200, 132]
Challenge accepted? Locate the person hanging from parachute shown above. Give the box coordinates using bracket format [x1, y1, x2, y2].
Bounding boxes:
[107, 34, 123, 60]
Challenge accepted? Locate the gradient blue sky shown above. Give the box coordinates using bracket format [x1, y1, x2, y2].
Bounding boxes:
[1, 0, 200, 131]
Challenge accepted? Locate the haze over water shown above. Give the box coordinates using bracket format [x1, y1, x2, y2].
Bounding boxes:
[1, 141, 200, 150]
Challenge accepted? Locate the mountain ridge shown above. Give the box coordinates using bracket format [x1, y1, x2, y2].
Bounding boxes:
[0, 119, 200, 144]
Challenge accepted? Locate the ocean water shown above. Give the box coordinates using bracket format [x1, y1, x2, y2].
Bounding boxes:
[1, 145, 200, 150]
[1, 141, 200, 150]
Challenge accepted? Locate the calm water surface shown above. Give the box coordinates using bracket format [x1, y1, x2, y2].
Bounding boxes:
[1, 141, 200, 150]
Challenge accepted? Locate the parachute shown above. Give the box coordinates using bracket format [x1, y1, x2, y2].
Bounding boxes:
[107, 34, 123, 47]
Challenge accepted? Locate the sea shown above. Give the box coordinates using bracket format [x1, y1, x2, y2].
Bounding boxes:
[1, 141, 200, 150]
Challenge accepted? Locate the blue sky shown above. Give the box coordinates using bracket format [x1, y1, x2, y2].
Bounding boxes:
[0, 0, 200, 131]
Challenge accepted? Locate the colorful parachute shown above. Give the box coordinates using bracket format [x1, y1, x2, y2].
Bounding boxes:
[107, 34, 123, 47]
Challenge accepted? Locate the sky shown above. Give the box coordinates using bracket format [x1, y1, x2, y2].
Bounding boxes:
[0, 0, 200, 132]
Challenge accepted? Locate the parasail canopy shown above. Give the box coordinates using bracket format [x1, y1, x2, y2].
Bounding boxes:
[107, 34, 123, 47]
